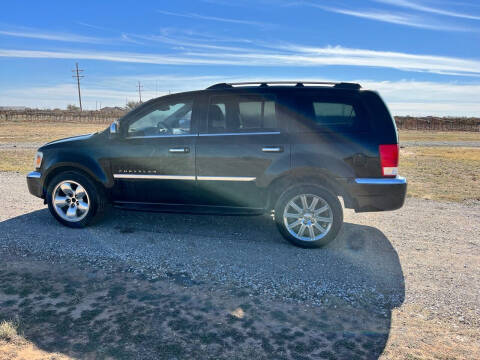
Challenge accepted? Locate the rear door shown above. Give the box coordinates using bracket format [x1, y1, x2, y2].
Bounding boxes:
[195, 92, 290, 209]
[109, 95, 198, 204]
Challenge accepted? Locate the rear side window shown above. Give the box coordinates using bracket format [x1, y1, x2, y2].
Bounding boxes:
[312, 102, 356, 127]
[207, 95, 278, 133]
[291, 95, 368, 133]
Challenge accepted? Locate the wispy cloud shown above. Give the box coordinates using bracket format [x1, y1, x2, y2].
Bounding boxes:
[1, 45, 480, 77]
[156, 10, 270, 27]
[293, 2, 472, 32]
[128, 33, 251, 52]
[319, 7, 469, 31]
[375, 0, 480, 21]
[120, 33, 146, 45]
[76, 21, 115, 32]
[0, 48, 238, 65]
[0, 29, 107, 44]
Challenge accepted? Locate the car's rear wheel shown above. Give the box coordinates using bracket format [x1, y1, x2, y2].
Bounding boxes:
[274, 185, 343, 248]
[46, 171, 105, 228]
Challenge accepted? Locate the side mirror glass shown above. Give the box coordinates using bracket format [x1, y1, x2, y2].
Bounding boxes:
[109, 121, 119, 138]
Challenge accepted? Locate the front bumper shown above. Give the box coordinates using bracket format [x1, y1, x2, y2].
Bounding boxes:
[26, 171, 44, 198]
[348, 176, 407, 212]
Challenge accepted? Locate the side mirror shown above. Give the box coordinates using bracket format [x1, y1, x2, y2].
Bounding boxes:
[109, 121, 119, 138]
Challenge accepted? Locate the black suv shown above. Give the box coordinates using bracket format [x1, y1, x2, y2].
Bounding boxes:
[27, 81, 406, 248]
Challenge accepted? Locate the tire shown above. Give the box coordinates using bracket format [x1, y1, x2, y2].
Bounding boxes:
[274, 184, 343, 248]
[46, 170, 106, 228]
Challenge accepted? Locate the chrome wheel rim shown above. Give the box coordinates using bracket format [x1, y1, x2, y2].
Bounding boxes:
[52, 180, 90, 222]
[283, 194, 333, 242]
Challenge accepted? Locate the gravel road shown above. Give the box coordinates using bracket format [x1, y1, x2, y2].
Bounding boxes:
[0, 172, 479, 325]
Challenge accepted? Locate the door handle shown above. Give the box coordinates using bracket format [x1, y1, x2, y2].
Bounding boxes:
[262, 146, 283, 153]
[169, 147, 189, 153]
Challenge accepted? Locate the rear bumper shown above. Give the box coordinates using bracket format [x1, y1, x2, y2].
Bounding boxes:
[26, 171, 44, 198]
[348, 176, 407, 212]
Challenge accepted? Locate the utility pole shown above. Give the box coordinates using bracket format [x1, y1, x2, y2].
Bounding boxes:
[72, 63, 84, 111]
[137, 81, 143, 103]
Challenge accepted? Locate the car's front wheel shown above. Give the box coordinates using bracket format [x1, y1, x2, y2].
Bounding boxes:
[46, 171, 105, 228]
[274, 185, 343, 248]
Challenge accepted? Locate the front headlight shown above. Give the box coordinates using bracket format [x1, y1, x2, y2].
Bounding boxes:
[34, 151, 43, 169]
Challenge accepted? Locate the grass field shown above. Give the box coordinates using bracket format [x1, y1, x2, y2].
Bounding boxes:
[0, 122, 107, 174]
[1, 121, 479, 203]
[0, 149, 34, 174]
[0, 121, 107, 144]
[400, 147, 480, 202]
[398, 130, 480, 142]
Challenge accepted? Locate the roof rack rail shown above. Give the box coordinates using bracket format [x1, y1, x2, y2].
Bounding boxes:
[206, 81, 361, 90]
[206, 83, 232, 90]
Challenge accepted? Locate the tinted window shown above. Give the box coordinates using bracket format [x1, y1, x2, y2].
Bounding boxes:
[292, 96, 367, 133]
[207, 95, 278, 133]
[127, 99, 193, 137]
[312, 102, 356, 126]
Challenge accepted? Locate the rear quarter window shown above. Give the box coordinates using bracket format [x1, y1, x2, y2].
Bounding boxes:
[312, 102, 356, 127]
[290, 94, 369, 133]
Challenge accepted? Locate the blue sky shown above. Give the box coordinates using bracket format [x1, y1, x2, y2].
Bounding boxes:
[0, 0, 479, 115]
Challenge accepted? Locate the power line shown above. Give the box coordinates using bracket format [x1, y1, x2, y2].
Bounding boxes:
[72, 63, 84, 111]
[137, 81, 143, 103]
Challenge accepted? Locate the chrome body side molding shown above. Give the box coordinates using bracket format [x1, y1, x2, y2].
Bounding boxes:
[197, 176, 256, 181]
[113, 174, 256, 181]
[113, 174, 196, 180]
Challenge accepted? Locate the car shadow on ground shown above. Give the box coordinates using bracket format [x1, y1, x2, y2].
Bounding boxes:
[0, 208, 405, 359]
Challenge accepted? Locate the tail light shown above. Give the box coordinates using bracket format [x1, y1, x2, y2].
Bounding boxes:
[379, 144, 399, 177]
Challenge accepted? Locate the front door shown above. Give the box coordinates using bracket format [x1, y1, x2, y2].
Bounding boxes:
[110, 95, 198, 204]
[195, 93, 290, 209]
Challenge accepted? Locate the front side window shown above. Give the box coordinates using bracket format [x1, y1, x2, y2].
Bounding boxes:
[207, 95, 278, 133]
[127, 99, 193, 137]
